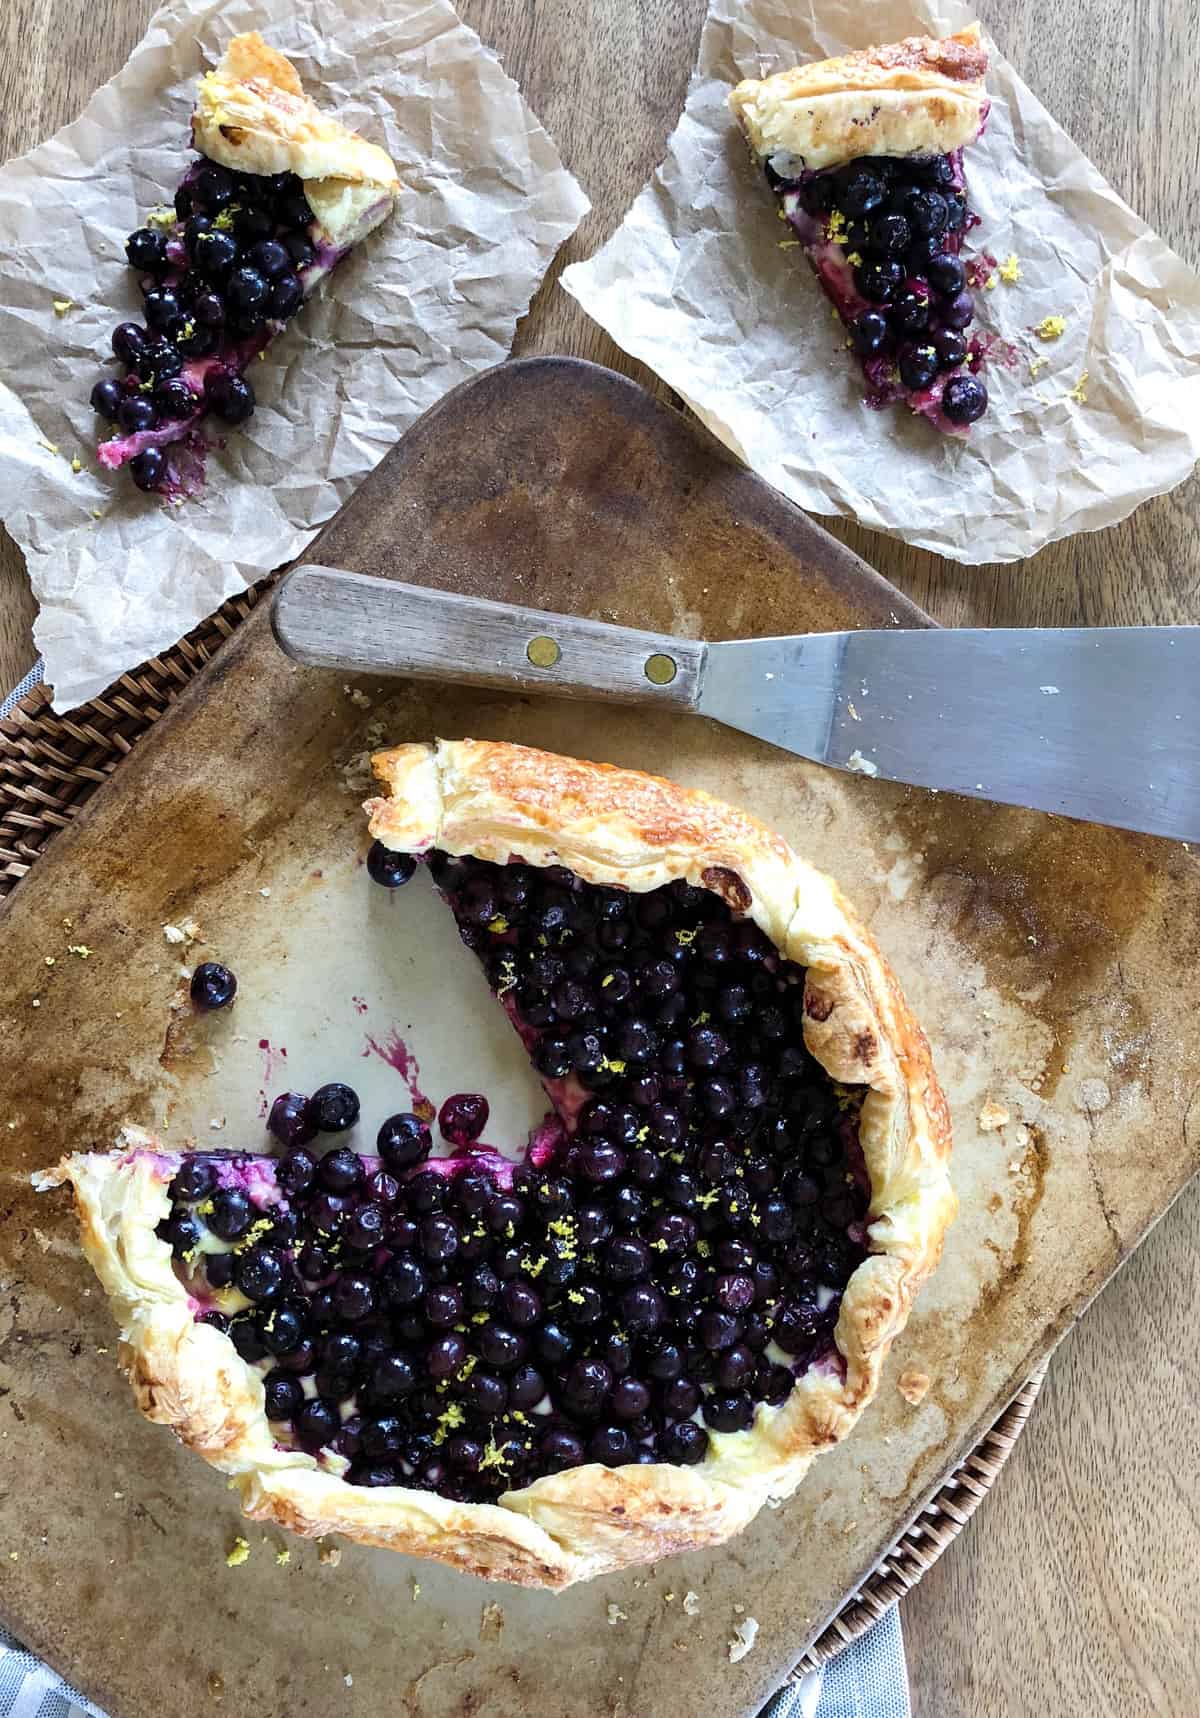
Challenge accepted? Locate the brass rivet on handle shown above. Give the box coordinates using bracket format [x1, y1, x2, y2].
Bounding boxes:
[526, 635, 561, 668]
[644, 653, 678, 686]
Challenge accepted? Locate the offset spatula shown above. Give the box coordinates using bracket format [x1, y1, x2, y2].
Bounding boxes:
[273, 565, 1200, 842]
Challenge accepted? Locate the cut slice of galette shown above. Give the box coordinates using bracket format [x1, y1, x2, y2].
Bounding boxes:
[41, 741, 954, 1588]
[89, 32, 399, 495]
[730, 25, 992, 432]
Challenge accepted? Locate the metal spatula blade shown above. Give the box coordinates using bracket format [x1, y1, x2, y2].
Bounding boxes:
[272, 565, 1200, 842]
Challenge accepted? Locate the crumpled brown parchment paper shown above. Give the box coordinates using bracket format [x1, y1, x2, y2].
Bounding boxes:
[561, 0, 1200, 565]
[0, 0, 588, 709]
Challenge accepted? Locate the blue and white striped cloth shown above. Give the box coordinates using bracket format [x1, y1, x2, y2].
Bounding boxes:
[1, 654, 910, 1718]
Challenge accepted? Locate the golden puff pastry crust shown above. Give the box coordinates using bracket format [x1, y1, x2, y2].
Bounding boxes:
[193, 32, 400, 250]
[41, 741, 954, 1589]
[729, 25, 989, 172]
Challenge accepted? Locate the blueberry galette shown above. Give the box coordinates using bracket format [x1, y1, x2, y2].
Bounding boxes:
[42, 742, 954, 1587]
[730, 26, 992, 431]
[89, 32, 399, 494]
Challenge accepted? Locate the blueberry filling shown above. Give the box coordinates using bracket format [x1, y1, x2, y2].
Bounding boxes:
[770, 150, 989, 429]
[166, 856, 870, 1502]
[90, 159, 339, 494]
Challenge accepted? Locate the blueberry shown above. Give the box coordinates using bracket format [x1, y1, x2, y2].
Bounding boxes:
[90, 378, 124, 421]
[193, 290, 226, 328]
[111, 322, 148, 365]
[850, 310, 890, 358]
[620, 1282, 666, 1335]
[155, 378, 200, 420]
[234, 203, 276, 246]
[164, 1211, 202, 1256]
[318, 1145, 365, 1191]
[898, 343, 939, 392]
[943, 195, 968, 233]
[366, 840, 417, 887]
[136, 341, 183, 383]
[171, 1157, 216, 1202]
[295, 1398, 340, 1451]
[563, 1358, 612, 1416]
[838, 168, 885, 218]
[938, 290, 975, 331]
[205, 371, 255, 424]
[464, 1369, 506, 1414]
[259, 1303, 305, 1355]
[933, 329, 969, 371]
[264, 1373, 303, 1420]
[126, 228, 168, 274]
[191, 228, 237, 278]
[903, 189, 949, 237]
[439, 1092, 488, 1147]
[276, 187, 315, 232]
[143, 287, 181, 331]
[942, 374, 988, 425]
[424, 1282, 464, 1327]
[310, 1082, 360, 1133]
[270, 1093, 318, 1150]
[343, 1202, 385, 1251]
[284, 232, 315, 270]
[889, 292, 930, 338]
[703, 1390, 755, 1433]
[167, 316, 217, 359]
[927, 252, 966, 296]
[206, 1188, 251, 1242]
[854, 259, 904, 304]
[333, 1271, 375, 1322]
[382, 1254, 426, 1308]
[235, 1245, 285, 1302]
[227, 267, 269, 317]
[419, 1213, 460, 1263]
[867, 211, 911, 255]
[377, 1111, 432, 1170]
[589, 1425, 634, 1466]
[192, 163, 235, 213]
[190, 960, 237, 1010]
[540, 1428, 586, 1471]
[245, 239, 289, 280]
[661, 1420, 708, 1464]
[372, 1353, 416, 1399]
[502, 1281, 541, 1328]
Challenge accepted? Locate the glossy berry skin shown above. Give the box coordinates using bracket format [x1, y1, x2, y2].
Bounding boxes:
[191, 228, 238, 279]
[439, 1092, 489, 1147]
[155, 379, 200, 421]
[205, 372, 255, 425]
[90, 378, 124, 421]
[850, 311, 890, 358]
[269, 1092, 318, 1149]
[377, 1112, 432, 1170]
[129, 448, 167, 493]
[228, 267, 269, 316]
[933, 330, 969, 371]
[898, 343, 939, 393]
[117, 394, 156, 434]
[942, 374, 988, 425]
[310, 1082, 360, 1133]
[143, 286, 181, 331]
[126, 228, 168, 273]
[927, 252, 966, 296]
[839, 168, 885, 218]
[269, 275, 304, 320]
[111, 322, 147, 364]
[190, 961, 237, 1010]
[247, 239, 292, 280]
[366, 840, 417, 887]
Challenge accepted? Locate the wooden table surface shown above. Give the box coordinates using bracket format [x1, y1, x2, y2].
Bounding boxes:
[2, 3, 1198, 1714]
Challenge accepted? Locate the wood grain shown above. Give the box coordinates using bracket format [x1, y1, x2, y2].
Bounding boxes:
[0, 3, 1198, 1716]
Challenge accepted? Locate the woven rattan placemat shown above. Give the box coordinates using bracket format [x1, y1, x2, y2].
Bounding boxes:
[0, 591, 1045, 1675]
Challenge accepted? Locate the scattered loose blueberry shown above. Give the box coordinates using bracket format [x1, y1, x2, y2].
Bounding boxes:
[366, 840, 417, 887]
[190, 960, 237, 1010]
[126, 228, 168, 274]
[90, 378, 124, 421]
[129, 448, 167, 493]
[311, 1082, 361, 1134]
[206, 372, 255, 425]
[439, 1092, 489, 1148]
[269, 1092, 318, 1149]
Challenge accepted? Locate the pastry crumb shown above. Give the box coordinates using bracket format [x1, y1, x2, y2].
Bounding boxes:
[897, 1368, 931, 1405]
[318, 1542, 342, 1567]
[411, 1578, 421, 1599]
[207, 1672, 224, 1701]
[1068, 370, 1089, 404]
[343, 685, 373, 710]
[978, 1097, 1010, 1132]
[275, 1547, 290, 1566]
[343, 1674, 353, 1688]
[479, 1600, 505, 1641]
[163, 919, 200, 946]
[983, 271, 998, 290]
[728, 1617, 759, 1663]
[38, 438, 59, 454]
[225, 1537, 251, 1567]
[67, 944, 92, 958]
[683, 1591, 701, 1617]
[259, 886, 272, 899]
[606, 1602, 628, 1626]
[998, 253, 1021, 285]
[1029, 354, 1047, 378]
[53, 299, 73, 315]
[846, 750, 878, 778]
[1034, 315, 1067, 341]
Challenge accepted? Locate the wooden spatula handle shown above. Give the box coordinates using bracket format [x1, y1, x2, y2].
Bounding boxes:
[273, 565, 705, 707]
